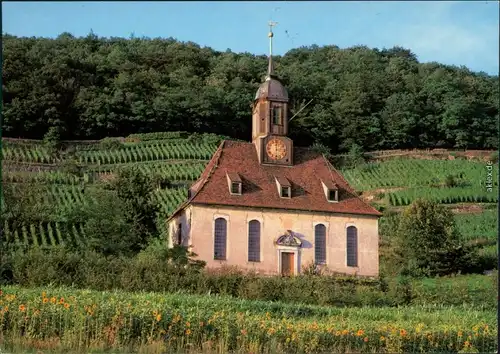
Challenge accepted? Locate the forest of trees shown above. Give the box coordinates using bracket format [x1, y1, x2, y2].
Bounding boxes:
[2, 32, 499, 153]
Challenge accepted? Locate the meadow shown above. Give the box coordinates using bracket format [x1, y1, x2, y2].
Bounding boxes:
[0, 286, 496, 353]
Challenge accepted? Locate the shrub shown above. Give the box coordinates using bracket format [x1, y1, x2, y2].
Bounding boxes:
[489, 151, 498, 163]
[375, 192, 385, 199]
[98, 137, 123, 150]
[445, 174, 457, 187]
[345, 143, 366, 168]
[43, 126, 62, 154]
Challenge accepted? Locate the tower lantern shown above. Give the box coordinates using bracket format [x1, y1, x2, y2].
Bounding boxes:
[251, 22, 293, 166]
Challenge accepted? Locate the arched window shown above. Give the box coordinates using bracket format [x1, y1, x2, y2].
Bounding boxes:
[314, 224, 327, 265]
[346, 226, 358, 267]
[214, 218, 227, 260]
[248, 220, 261, 262]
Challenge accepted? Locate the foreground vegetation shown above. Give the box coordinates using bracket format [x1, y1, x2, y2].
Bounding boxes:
[0, 285, 496, 353]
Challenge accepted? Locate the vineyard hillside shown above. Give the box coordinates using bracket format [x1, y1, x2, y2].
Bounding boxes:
[2, 133, 498, 262]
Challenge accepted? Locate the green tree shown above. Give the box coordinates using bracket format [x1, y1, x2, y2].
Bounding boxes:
[79, 189, 136, 256]
[112, 167, 160, 251]
[2, 34, 498, 150]
[345, 143, 366, 168]
[395, 199, 475, 277]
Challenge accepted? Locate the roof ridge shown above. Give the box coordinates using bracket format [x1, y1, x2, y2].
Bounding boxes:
[322, 154, 355, 194]
[166, 140, 225, 222]
[322, 154, 382, 216]
[193, 140, 225, 198]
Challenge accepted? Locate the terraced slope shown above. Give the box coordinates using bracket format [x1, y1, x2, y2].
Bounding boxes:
[2, 134, 498, 252]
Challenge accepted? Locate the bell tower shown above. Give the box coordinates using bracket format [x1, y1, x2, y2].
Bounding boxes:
[252, 22, 293, 166]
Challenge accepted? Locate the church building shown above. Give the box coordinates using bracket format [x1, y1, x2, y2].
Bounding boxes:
[167, 26, 381, 277]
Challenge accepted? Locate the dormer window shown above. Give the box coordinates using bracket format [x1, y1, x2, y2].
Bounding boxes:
[322, 180, 339, 202]
[231, 182, 241, 194]
[272, 106, 283, 125]
[281, 186, 291, 198]
[275, 175, 291, 198]
[227, 172, 242, 195]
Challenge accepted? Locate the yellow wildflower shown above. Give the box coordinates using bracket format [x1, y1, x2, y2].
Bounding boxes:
[6, 294, 15, 302]
[3, 306, 8, 312]
[42, 292, 46, 298]
[64, 303, 70, 310]
[42, 297, 48, 304]
[415, 323, 424, 333]
[356, 329, 365, 337]
[380, 336, 385, 341]
[50, 297, 56, 304]
[400, 329, 407, 337]
[19, 304, 26, 312]
[342, 329, 349, 336]
[59, 297, 64, 304]
[185, 329, 191, 335]
[156, 314, 161, 322]
[458, 331, 463, 337]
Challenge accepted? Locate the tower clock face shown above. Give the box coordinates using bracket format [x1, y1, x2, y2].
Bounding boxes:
[266, 138, 287, 160]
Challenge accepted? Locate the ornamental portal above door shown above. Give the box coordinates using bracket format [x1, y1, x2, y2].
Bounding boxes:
[275, 230, 302, 247]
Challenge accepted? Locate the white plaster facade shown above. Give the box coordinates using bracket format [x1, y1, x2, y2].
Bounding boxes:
[168, 204, 379, 277]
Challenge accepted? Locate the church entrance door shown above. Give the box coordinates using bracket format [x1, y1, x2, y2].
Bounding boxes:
[281, 252, 294, 276]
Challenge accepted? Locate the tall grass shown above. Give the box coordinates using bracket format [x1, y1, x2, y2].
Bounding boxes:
[0, 286, 496, 353]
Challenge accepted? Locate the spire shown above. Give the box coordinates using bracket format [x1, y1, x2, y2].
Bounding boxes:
[266, 21, 277, 80]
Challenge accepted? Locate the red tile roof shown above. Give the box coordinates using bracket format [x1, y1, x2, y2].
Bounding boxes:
[275, 175, 291, 187]
[168, 140, 382, 220]
[226, 172, 242, 182]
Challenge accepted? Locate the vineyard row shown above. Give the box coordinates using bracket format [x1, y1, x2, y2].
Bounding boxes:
[3, 221, 87, 248]
[387, 187, 498, 207]
[342, 159, 499, 191]
[2, 142, 218, 165]
[4, 162, 207, 184]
